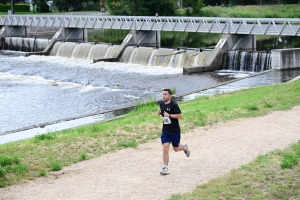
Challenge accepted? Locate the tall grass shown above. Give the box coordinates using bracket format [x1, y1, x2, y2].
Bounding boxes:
[0, 80, 299, 187]
[201, 5, 300, 18]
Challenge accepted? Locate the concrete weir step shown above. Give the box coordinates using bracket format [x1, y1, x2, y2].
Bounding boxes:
[93, 30, 160, 63]
[183, 34, 256, 74]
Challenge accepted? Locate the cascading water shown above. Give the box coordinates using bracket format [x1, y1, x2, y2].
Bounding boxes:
[4, 38, 212, 69]
[222, 50, 271, 72]
[48, 42, 205, 68]
[3, 37, 50, 52]
[147, 49, 157, 66]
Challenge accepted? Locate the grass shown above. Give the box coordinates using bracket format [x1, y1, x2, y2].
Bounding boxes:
[169, 141, 300, 199]
[0, 79, 300, 189]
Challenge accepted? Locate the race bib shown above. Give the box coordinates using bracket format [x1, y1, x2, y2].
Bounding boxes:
[162, 117, 171, 124]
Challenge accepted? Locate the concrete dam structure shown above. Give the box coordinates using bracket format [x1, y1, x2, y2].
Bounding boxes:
[1, 15, 300, 72]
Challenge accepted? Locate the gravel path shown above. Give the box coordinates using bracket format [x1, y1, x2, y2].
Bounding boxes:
[1, 106, 300, 200]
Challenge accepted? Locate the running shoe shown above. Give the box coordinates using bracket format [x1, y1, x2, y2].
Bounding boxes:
[160, 166, 169, 175]
[183, 144, 190, 157]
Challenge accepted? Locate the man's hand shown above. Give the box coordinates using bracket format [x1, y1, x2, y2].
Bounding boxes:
[163, 111, 170, 117]
[156, 110, 161, 116]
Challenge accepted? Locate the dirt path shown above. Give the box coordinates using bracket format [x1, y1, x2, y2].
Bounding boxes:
[1, 106, 300, 200]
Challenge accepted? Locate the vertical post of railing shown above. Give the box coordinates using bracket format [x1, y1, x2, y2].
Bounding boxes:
[227, 20, 230, 34]
[252, 35, 255, 51]
[155, 13, 158, 48]
[11, 0, 15, 14]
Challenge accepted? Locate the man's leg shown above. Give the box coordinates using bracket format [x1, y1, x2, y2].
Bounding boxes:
[171, 134, 190, 157]
[173, 144, 184, 152]
[162, 142, 170, 166]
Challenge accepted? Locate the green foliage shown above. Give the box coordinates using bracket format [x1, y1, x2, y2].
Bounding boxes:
[0, 168, 6, 178]
[79, 153, 86, 161]
[0, 3, 30, 12]
[51, 161, 62, 171]
[0, 156, 19, 167]
[201, 5, 300, 18]
[184, 0, 205, 16]
[35, 0, 50, 13]
[39, 170, 47, 177]
[35, 133, 56, 141]
[12, 164, 29, 175]
[117, 139, 138, 148]
[170, 87, 177, 95]
[105, 0, 176, 16]
[53, 0, 91, 12]
[0, 156, 28, 187]
[281, 141, 300, 169]
[136, 96, 157, 109]
[245, 105, 259, 111]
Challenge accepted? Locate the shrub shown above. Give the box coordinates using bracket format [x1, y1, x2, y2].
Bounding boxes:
[0, 167, 6, 178]
[39, 170, 47, 177]
[13, 164, 29, 175]
[0, 4, 30, 12]
[79, 153, 86, 161]
[35, 133, 56, 141]
[245, 105, 259, 111]
[280, 153, 298, 169]
[51, 162, 62, 171]
[36, 2, 50, 13]
[0, 156, 13, 167]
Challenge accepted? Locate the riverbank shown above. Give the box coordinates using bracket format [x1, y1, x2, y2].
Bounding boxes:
[0, 78, 300, 189]
[1, 105, 300, 199]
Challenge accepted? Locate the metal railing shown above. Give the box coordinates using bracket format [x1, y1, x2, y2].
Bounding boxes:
[1, 15, 300, 36]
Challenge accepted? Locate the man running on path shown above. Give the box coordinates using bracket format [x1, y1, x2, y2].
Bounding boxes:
[156, 89, 190, 175]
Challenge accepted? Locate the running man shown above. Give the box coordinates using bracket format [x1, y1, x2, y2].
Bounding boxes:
[156, 89, 190, 175]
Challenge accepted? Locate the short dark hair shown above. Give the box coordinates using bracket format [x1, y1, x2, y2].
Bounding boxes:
[163, 88, 172, 95]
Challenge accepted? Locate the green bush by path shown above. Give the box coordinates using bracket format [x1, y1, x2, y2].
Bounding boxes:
[0, 156, 28, 187]
[0, 80, 300, 187]
[0, 4, 30, 13]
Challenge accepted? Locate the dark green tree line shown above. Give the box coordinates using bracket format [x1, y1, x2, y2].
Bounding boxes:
[105, 0, 177, 16]
[53, 0, 95, 12]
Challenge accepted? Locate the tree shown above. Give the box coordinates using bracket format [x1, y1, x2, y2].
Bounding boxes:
[0, 0, 23, 3]
[105, 0, 176, 16]
[52, 0, 93, 12]
[34, 0, 50, 12]
[184, 0, 205, 16]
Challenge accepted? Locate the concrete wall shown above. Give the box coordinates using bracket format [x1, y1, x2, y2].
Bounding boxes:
[272, 48, 300, 69]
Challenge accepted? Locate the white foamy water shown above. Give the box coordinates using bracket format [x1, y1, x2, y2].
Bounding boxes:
[0, 54, 224, 135]
[2, 53, 298, 143]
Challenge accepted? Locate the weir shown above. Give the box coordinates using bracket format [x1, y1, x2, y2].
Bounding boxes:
[0, 23, 299, 72]
[47, 41, 209, 68]
[183, 34, 256, 74]
[222, 50, 271, 72]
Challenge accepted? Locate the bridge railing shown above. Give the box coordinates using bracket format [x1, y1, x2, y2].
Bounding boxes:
[1, 15, 300, 36]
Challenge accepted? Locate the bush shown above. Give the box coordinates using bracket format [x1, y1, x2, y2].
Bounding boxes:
[0, 4, 30, 12]
[79, 153, 86, 162]
[280, 153, 298, 169]
[0, 168, 6, 178]
[39, 170, 47, 177]
[36, 2, 50, 13]
[0, 156, 13, 167]
[51, 162, 62, 171]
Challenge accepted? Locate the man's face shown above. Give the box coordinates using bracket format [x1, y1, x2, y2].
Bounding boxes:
[163, 91, 171, 102]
